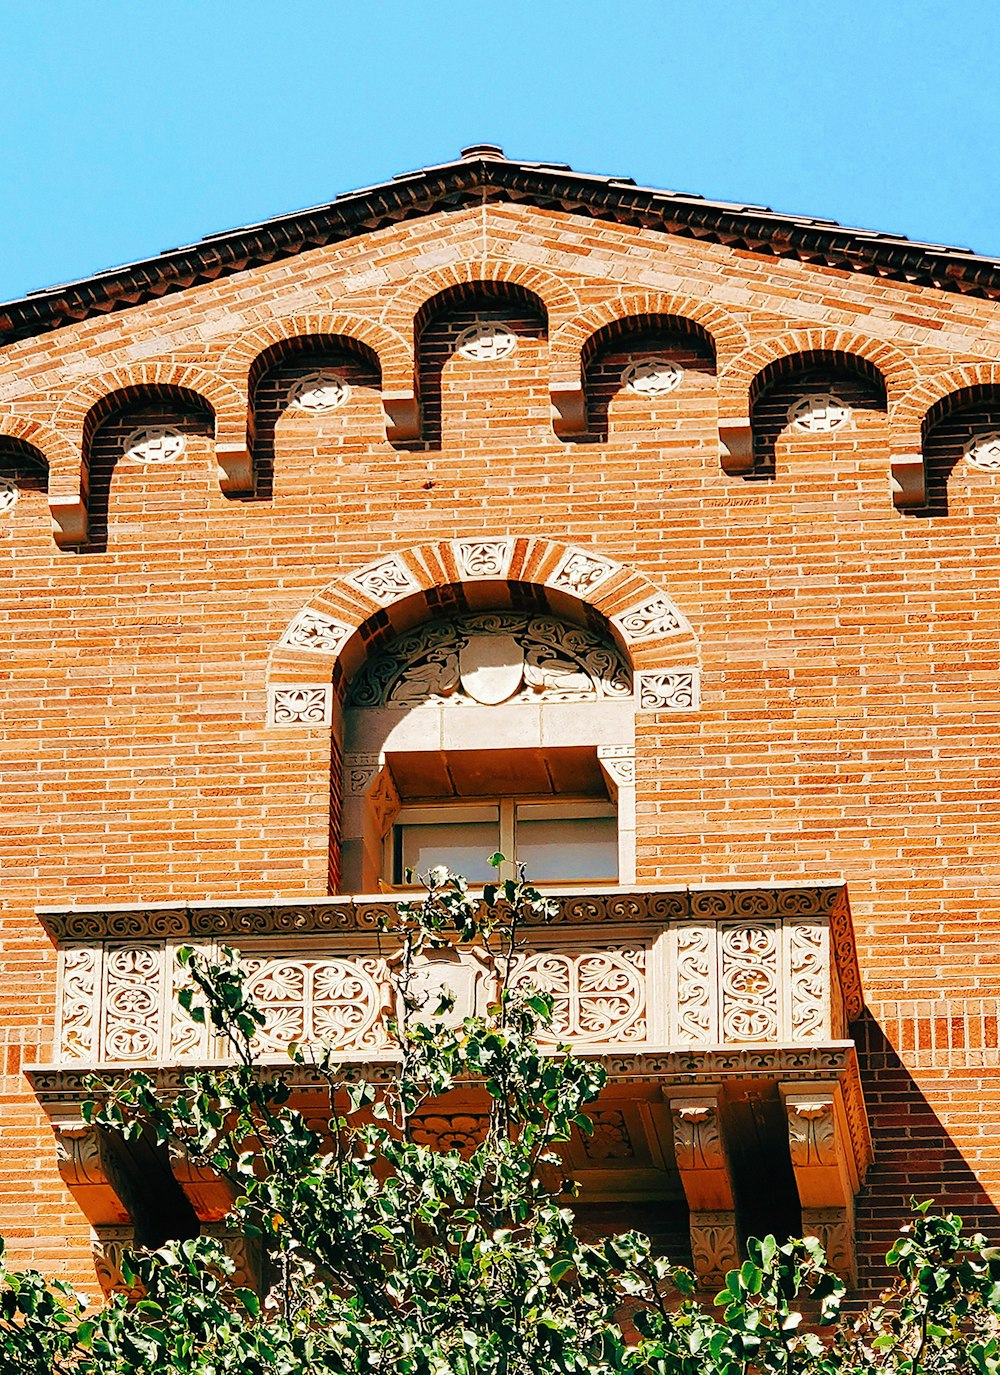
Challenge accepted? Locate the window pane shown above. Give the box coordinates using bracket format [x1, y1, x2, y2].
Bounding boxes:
[514, 815, 619, 883]
[396, 821, 501, 884]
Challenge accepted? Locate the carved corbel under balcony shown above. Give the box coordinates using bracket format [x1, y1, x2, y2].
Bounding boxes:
[54, 1116, 198, 1249]
[668, 1093, 740, 1287]
[91, 1221, 267, 1298]
[91, 1225, 145, 1298]
[780, 1084, 860, 1282]
[54, 1119, 131, 1228]
[718, 417, 754, 475]
[168, 1141, 237, 1223]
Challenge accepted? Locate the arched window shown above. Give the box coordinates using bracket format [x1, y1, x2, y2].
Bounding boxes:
[340, 611, 636, 891]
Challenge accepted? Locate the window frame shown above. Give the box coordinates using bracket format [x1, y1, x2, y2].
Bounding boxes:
[386, 796, 618, 888]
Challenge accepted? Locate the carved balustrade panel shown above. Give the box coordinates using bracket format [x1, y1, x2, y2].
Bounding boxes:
[49, 888, 848, 1067]
[510, 943, 650, 1046]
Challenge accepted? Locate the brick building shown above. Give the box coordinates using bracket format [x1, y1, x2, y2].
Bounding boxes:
[2, 144, 999, 1297]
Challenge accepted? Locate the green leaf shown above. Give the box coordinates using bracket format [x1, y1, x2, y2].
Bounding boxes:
[235, 1286, 260, 1317]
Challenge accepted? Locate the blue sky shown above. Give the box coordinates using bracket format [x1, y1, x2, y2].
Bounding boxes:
[2, 1, 998, 302]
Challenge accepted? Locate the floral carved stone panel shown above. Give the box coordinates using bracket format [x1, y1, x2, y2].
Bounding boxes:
[280, 610, 352, 656]
[719, 922, 780, 1042]
[102, 946, 164, 1061]
[347, 613, 632, 708]
[450, 538, 513, 580]
[549, 547, 620, 596]
[613, 596, 685, 643]
[636, 670, 699, 711]
[242, 956, 390, 1055]
[48, 898, 853, 1068]
[346, 556, 419, 606]
[268, 685, 333, 727]
[511, 946, 647, 1046]
[58, 947, 100, 1061]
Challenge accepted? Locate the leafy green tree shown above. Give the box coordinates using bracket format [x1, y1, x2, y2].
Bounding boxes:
[2, 867, 1000, 1373]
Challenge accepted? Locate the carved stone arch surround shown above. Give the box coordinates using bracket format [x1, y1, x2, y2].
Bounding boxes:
[267, 536, 699, 697]
[265, 537, 700, 893]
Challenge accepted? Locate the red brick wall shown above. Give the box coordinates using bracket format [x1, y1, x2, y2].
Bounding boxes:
[3, 201, 1000, 1291]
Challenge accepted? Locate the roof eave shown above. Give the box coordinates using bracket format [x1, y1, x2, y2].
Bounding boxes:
[1, 156, 997, 346]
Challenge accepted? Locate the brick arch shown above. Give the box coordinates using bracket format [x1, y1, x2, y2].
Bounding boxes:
[54, 361, 243, 449]
[50, 362, 251, 527]
[378, 258, 581, 443]
[715, 329, 915, 492]
[550, 291, 750, 389]
[0, 414, 71, 476]
[892, 362, 1000, 441]
[380, 257, 580, 342]
[0, 414, 85, 547]
[219, 311, 412, 400]
[217, 311, 416, 450]
[722, 328, 915, 421]
[266, 536, 700, 698]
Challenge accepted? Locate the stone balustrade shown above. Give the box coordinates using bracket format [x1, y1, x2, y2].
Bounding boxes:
[39, 882, 861, 1068]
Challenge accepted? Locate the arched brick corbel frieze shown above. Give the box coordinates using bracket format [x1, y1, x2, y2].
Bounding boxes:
[380, 257, 581, 443]
[51, 362, 249, 540]
[217, 311, 415, 450]
[720, 328, 917, 501]
[264, 536, 700, 728]
[891, 361, 1000, 507]
[548, 292, 749, 438]
[0, 414, 75, 543]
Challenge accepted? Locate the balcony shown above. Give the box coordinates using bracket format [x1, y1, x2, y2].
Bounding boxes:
[29, 881, 872, 1290]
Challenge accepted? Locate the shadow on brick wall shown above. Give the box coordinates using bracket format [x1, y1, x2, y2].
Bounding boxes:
[913, 401, 1000, 518]
[852, 1009, 1000, 1292]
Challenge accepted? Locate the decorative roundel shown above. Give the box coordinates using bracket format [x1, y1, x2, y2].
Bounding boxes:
[622, 359, 684, 396]
[288, 369, 351, 413]
[455, 320, 518, 361]
[0, 479, 18, 515]
[123, 426, 186, 464]
[787, 393, 852, 433]
[963, 431, 1000, 471]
